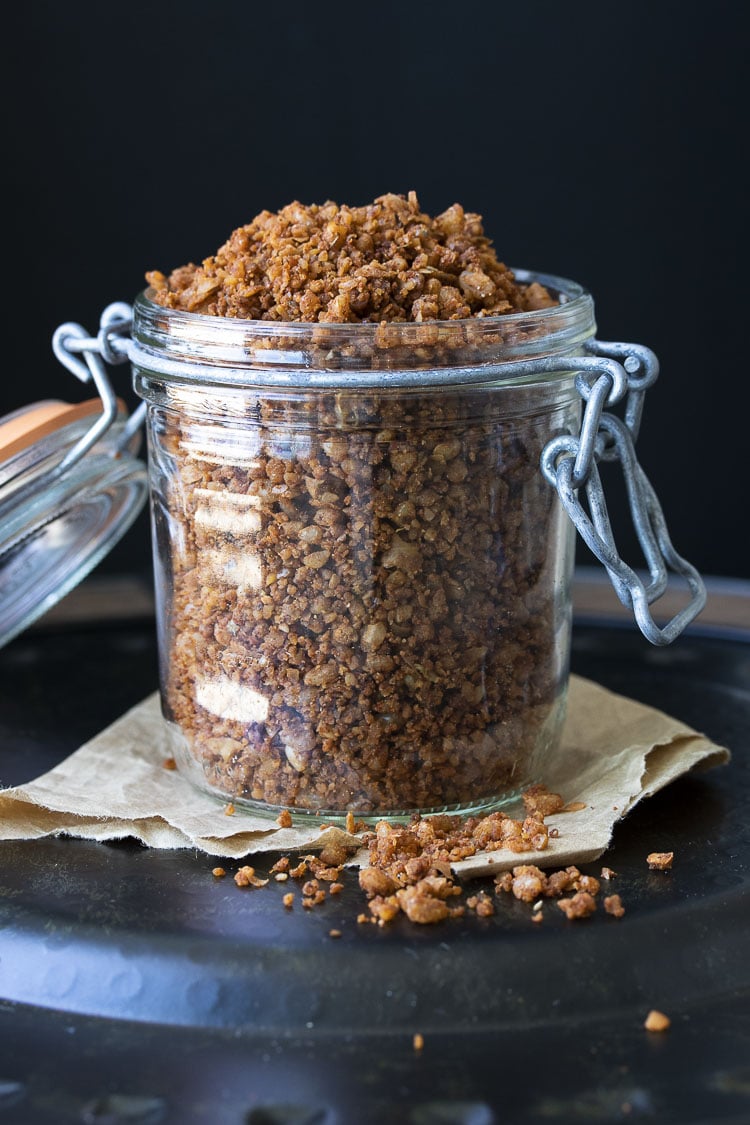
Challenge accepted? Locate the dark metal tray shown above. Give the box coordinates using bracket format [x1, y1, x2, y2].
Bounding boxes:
[1, 599, 749, 1125]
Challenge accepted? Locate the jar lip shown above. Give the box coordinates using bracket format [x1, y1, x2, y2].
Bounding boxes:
[135, 268, 591, 337]
[131, 268, 596, 388]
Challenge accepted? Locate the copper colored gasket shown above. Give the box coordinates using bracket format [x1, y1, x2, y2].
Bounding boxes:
[0, 400, 104, 465]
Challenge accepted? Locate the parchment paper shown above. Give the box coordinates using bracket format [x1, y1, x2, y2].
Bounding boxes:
[0, 675, 729, 874]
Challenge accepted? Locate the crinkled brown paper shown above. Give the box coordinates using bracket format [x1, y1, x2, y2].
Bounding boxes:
[0, 675, 729, 878]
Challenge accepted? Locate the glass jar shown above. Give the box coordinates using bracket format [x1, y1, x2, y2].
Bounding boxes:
[131, 271, 596, 820]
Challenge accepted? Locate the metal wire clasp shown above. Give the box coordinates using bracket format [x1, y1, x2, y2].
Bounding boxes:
[541, 339, 706, 644]
[51, 302, 145, 469]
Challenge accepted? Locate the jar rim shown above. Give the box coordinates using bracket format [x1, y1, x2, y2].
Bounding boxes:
[131, 268, 597, 389]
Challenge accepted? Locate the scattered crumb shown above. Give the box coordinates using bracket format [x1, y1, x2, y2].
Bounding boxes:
[647, 851, 674, 871]
[466, 892, 495, 917]
[548, 827, 560, 839]
[234, 865, 269, 888]
[276, 808, 293, 828]
[413, 1033, 425, 1052]
[211, 866, 226, 878]
[494, 871, 513, 894]
[217, 787, 665, 935]
[644, 1009, 671, 1032]
[557, 891, 597, 920]
[224, 803, 235, 816]
[328, 929, 342, 939]
[359, 867, 399, 898]
[604, 894, 625, 918]
[162, 757, 177, 770]
[511, 866, 546, 903]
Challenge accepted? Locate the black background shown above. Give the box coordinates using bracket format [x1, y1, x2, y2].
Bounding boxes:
[4, 1, 747, 581]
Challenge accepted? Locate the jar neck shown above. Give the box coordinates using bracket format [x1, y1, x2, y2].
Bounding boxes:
[131, 269, 596, 391]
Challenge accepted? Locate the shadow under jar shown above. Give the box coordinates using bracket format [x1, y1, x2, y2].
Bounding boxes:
[133, 271, 594, 821]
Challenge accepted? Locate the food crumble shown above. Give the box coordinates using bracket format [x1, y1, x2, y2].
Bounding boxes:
[147, 192, 573, 815]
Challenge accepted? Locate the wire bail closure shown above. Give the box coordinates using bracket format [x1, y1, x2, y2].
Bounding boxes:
[540, 339, 706, 644]
[51, 303, 146, 472]
[51, 305, 706, 646]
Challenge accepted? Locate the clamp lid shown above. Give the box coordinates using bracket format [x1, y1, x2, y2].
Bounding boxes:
[0, 344, 148, 649]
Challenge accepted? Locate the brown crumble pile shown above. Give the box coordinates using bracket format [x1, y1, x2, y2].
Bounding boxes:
[219, 788, 649, 928]
[146, 192, 556, 323]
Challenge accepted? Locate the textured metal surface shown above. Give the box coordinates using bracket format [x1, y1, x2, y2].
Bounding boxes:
[0, 616, 748, 1122]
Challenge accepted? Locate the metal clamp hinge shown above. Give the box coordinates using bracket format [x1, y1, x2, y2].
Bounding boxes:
[540, 339, 706, 645]
[51, 302, 145, 474]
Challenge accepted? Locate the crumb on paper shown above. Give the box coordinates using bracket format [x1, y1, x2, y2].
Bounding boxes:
[522, 784, 566, 818]
[224, 803, 235, 816]
[162, 757, 177, 771]
[562, 801, 587, 813]
[644, 1009, 671, 1032]
[276, 808, 293, 828]
[647, 851, 674, 871]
